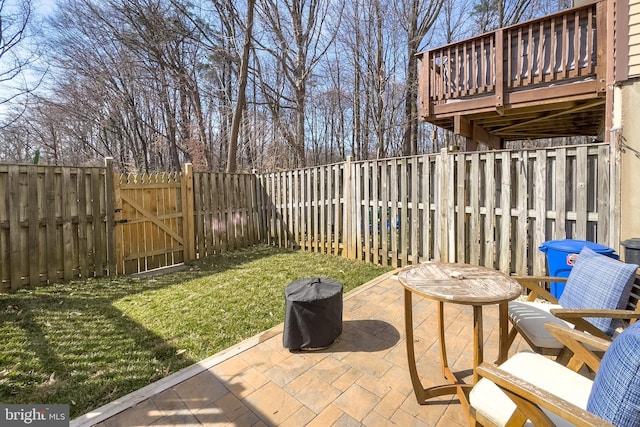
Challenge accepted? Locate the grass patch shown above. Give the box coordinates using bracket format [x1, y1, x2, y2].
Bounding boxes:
[0, 245, 393, 418]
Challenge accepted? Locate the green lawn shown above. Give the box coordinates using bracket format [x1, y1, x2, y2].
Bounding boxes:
[0, 245, 393, 418]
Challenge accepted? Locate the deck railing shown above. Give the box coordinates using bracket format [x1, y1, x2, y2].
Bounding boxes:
[419, 1, 606, 115]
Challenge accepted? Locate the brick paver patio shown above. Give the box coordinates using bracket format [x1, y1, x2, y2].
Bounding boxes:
[71, 270, 530, 427]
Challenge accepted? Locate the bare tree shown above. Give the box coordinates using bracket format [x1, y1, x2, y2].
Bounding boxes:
[436, 0, 475, 44]
[0, 0, 44, 127]
[472, 0, 540, 32]
[36, 0, 218, 171]
[2, 0, 570, 169]
[399, 0, 443, 156]
[255, 0, 341, 167]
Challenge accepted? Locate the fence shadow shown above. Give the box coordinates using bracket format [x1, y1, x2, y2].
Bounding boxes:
[0, 245, 297, 419]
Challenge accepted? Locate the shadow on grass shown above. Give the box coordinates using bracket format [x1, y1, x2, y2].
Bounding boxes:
[0, 245, 293, 418]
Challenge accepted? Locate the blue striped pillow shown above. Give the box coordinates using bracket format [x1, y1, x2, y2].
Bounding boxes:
[558, 246, 638, 335]
[587, 320, 640, 426]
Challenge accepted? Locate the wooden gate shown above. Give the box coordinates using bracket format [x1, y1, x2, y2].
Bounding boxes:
[113, 165, 194, 275]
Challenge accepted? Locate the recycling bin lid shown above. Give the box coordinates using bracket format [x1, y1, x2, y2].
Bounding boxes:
[622, 238, 640, 249]
[539, 239, 615, 254]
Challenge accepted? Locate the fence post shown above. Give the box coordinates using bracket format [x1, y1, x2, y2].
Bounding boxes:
[8, 165, 21, 289]
[610, 133, 621, 251]
[343, 156, 354, 259]
[182, 163, 195, 261]
[437, 148, 450, 262]
[104, 157, 116, 276]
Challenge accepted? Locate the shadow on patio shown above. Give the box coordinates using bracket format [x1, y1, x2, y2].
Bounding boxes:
[72, 270, 530, 427]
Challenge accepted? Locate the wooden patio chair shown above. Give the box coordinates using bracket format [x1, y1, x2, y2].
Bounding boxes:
[506, 246, 640, 363]
[469, 321, 640, 426]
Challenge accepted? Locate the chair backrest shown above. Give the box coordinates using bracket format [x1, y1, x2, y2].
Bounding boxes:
[558, 247, 639, 335]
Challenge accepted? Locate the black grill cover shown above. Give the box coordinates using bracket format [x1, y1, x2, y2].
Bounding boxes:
[283, 277, 343, 350]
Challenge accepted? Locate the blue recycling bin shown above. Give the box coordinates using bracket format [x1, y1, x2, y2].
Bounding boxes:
[539, 239, 618, 298]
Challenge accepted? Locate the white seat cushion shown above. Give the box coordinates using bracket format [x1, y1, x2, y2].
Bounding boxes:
[508, 301, 572, 349]
[470, 351, 593, 427]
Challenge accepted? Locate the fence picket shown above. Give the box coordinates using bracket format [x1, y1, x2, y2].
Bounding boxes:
[333, 164, 341, 256]
[555, 148, 567, 239]
[9, 166, 21, 289]
[305, 169, 312, 251]
[421, 155, 432, 262]
[371, 162, 380, 264]
[470, 153, 481, 265]
[27, 168, 40, 286]
[410, 157, 419, 264]
[312, 168, 318, 253]
[400, 158, 409, 267]
[484, 152, 496, 269]
[62, 168, 74, 280]
[77, 168, 88, 277]
[455, 155, 465, 263]
[499, 151, 513, 273]
[534, 150, 548, 275]
[380, 161, 389, 266]
[516, 151, 529, 275]
[354, 161, 363, 261]
[446, 151, 457, 262]
[575, 146, 589, 238]
[45, 167, 58, 282]
[597, 145, 610, 244]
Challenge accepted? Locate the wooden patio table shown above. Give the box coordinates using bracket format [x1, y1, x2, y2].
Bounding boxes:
[398, 262, 521, 420]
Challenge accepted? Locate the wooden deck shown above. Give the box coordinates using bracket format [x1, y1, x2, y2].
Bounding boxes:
[71, 270, 531, 427]
[418, 0, 606, 148]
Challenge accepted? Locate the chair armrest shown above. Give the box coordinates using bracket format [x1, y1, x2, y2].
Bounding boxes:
[550, 308, 640, 341]
[513, 276, 566, 304]
[476, 362, 614, 427]
[544, 323, 609, 372]
[544, 322, 611, 352]
[551, 308, 640, 320]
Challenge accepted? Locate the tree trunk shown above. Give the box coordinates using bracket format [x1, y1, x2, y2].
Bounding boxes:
[404, 47, 419, 157]
[227, 0, 255, 173]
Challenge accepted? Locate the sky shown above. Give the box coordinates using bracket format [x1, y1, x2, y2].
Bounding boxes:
[37, 0, 55, 13]
[0, 0, 56, 117]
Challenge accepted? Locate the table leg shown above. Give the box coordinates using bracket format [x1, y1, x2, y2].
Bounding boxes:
[437, 301, 448, 377]
[404, 288, 426, 402]
[403, 289, 472, 406]
[497, 302, 509, 364]
[473, 305, 483, 384]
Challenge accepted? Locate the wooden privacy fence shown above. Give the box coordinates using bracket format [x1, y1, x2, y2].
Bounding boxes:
[0, 143, 617, 290]
[193, 172, 262, 259]
[0, 161, 261, 289]
[0, 162, 115, 290]
[257, 143, 616, 276]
